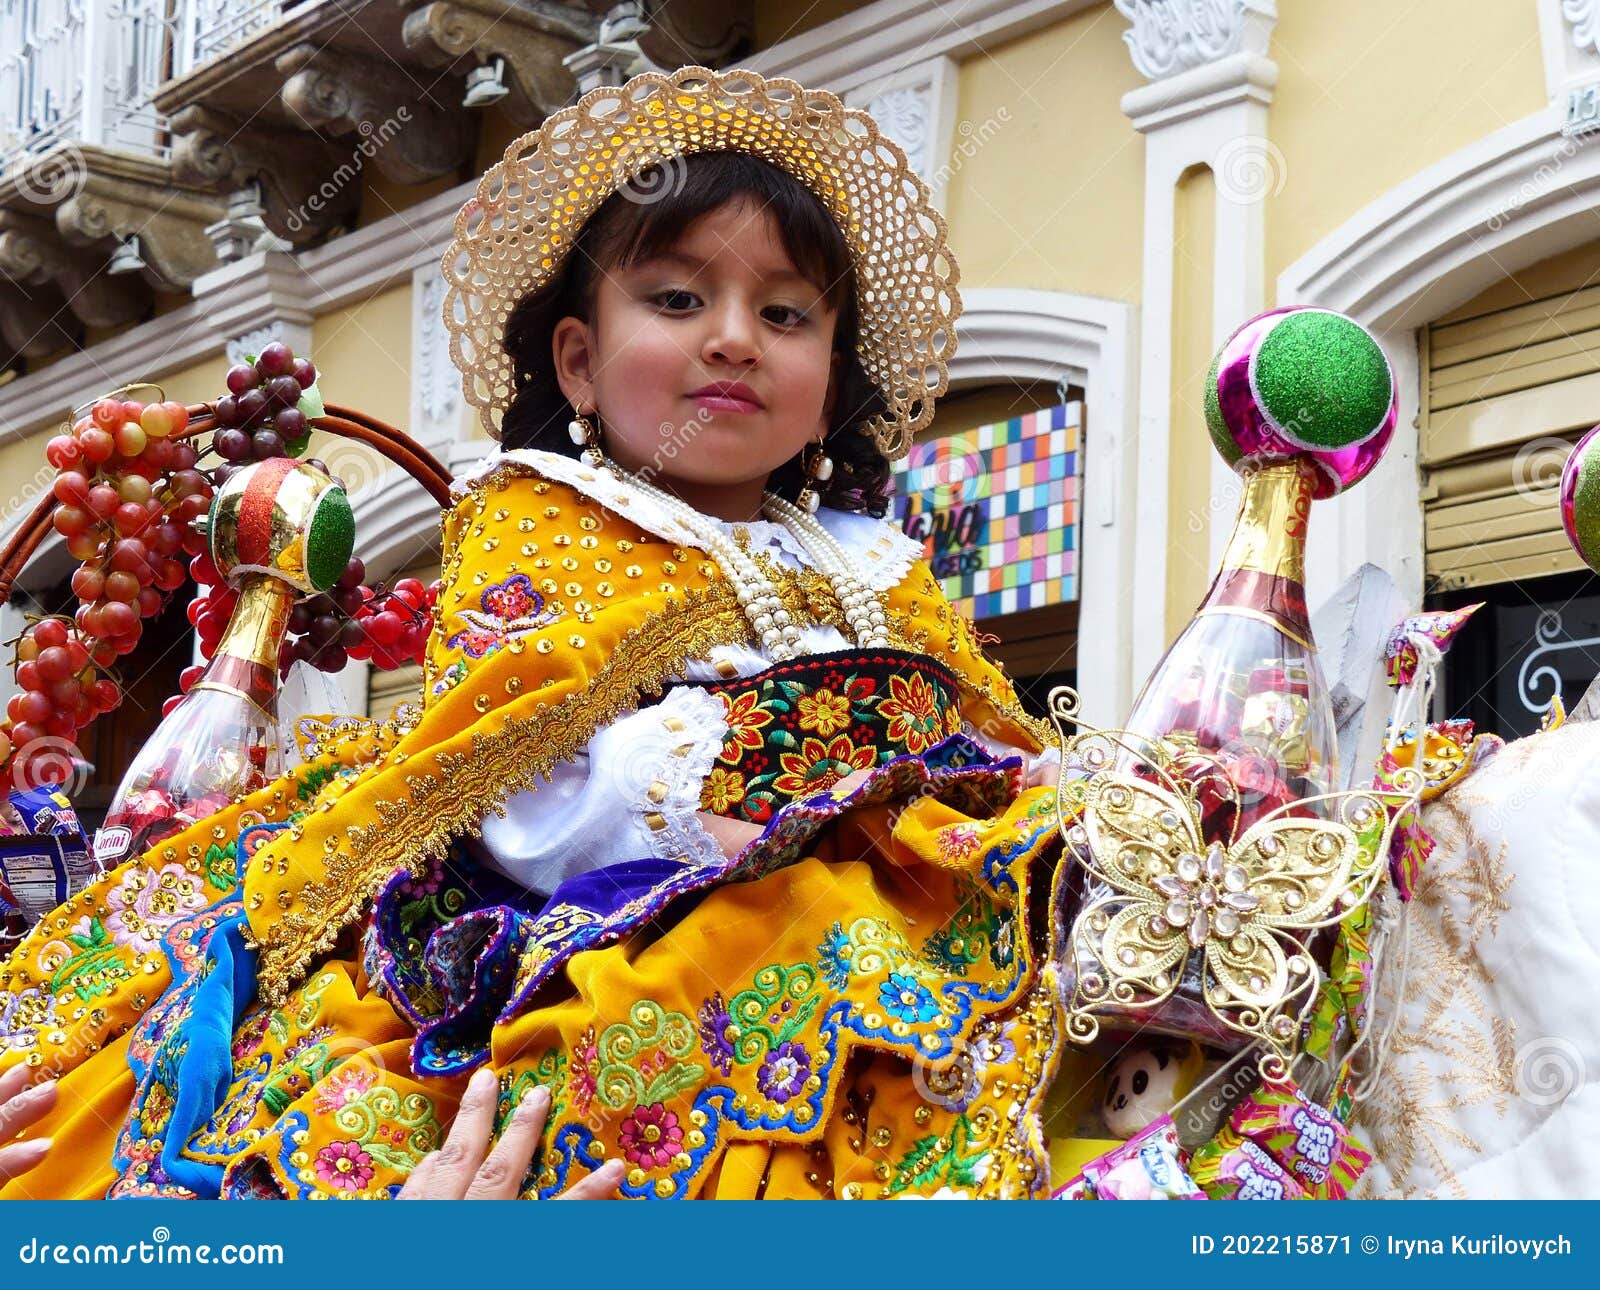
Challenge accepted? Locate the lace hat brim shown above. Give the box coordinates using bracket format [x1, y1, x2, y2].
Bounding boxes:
[440, 65, 961, 461]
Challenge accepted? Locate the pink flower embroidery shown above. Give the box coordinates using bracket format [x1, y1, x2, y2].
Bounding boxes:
[618, 1103, 683, 1170]
[313, 1064, 377, 1115]
[313, 1140, 374, 1193]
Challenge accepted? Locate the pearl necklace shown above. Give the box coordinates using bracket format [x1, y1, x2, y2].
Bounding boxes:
[616, 466, 891, 660]
[761, 493, 891, 651]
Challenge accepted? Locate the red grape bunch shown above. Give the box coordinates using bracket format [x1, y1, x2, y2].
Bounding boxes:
[210, 341, 318, 476]
[3, 395, 209, 784]
[280, 567, 438, 679]
[176, 553, 438, 709]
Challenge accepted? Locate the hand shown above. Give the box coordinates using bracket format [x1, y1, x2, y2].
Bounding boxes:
[399, 1066, 624, 1200]
[986, 745, 1057, 790]
[695, 810, 765, 860]
[0, 1064, 56, 1189]
[829, 768, 876, 798]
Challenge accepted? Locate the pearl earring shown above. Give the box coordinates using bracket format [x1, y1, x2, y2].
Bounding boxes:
[796, 441, 834, 514]
[568, 413, 604, 466]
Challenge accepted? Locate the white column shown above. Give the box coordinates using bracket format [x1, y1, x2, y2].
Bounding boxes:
[1117, 0, 1280, 684]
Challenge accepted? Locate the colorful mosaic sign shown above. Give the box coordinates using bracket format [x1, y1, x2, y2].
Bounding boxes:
[892, 401, 1080, 620]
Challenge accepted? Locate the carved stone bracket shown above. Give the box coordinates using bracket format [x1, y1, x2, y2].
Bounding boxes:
[0, 145, 224, 294]
[275, 44, 475, 185]
[633, 0, 753, 70]
[52, 154, 226, 291]
[1115, 0, 1276, 81]
[400, 0, 595, 125]
[0, 280, 81, 364]
[167, 106, 360, 246]
[0, 211, 149, 329]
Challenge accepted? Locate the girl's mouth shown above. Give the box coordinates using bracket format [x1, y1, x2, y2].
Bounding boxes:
[688, 382, 764, 414]
[688, 393, 761, 412]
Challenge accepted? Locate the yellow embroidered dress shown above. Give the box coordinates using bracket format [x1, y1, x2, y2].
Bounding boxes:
[0, 453, 1065, 1200]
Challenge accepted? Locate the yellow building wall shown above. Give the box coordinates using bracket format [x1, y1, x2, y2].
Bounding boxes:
[1167, 164, 1218, 639]
[1265, 0, 1546, 289]
[306, 282, 415, 496]
[312, 284, 413, 431]
[944, 1, 1144, 302]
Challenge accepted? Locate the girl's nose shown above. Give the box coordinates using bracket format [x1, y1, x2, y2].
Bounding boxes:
[702, 304, 760, 366]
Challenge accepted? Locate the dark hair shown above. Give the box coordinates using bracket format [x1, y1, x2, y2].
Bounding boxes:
[499, 152, 891, 515]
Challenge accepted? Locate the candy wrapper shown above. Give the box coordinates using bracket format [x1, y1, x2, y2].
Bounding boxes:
[10, 785, 84, 838]
[0, 832, 98, 931]
[0, 874, 25, 955]
[1082, 1117, 1206, 1200]
[1051, 1172, 1096, 1200]
[1228, 1081, 1372, 1198]
[1384, 605, 1481, 688]
[1240, 660, 1312, 772]
[0, 785, 97, 942]
[1190, 1129, 1309, 1200]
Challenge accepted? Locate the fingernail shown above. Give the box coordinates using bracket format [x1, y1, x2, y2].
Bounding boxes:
[470, 1067, 496, 1093]
[519, 1085, 550, 1112]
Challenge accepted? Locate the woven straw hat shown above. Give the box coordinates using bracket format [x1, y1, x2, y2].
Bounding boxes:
[440, 65, 961, 460]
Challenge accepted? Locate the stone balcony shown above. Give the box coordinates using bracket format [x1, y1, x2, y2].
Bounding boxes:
[0, 0, 750, 372]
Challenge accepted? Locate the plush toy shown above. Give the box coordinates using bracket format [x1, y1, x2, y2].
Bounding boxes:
[1101, 1039, 1204, 1139]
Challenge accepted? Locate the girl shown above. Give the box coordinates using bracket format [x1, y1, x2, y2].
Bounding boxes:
[0, 67, 1063, 1200]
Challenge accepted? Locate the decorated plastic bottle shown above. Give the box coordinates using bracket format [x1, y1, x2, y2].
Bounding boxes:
[94, 459, 353, 869]
[1127, 307, 1397, 832]
[1079, 306, 1398, 1046]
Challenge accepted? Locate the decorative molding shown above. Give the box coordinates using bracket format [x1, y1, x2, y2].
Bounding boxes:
[1121, 50, 1277, 133]
[1540, 0, 1600, 108]
[1114, 0, 1275, 82]
[1565, 0, 1600, 54]
[410, 263, 462, 449]
[867, 87, 932, 175]
[845, 57, 960, 207]
[226, 323, 285, 368]
[748, 0, 1098, 94]
[951, 288, 1140, 726]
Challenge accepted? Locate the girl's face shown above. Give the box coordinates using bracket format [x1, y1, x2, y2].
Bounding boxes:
[552, 199, 842, 521]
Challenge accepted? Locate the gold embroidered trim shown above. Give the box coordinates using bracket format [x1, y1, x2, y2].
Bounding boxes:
[254, 583, 752, 1002]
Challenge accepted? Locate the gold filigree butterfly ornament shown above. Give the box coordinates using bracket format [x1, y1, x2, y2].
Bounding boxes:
[1048, 707, 1415, 1072]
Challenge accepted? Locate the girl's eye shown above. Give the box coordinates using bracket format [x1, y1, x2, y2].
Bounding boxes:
[762, 305, 808, 327]
[653, 289, 699, 312]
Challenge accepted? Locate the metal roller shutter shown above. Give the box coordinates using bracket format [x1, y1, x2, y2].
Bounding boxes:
[1422, 244, 1600, 591]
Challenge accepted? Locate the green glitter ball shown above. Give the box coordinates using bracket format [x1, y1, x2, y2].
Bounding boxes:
[1204, 346, 1244, 468]
[1253, 310, 1392, 451]
[306, 486, 355, 592]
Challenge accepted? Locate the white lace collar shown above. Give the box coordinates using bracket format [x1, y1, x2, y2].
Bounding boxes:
[454, 448, 923, 592]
